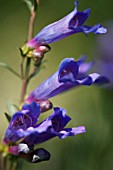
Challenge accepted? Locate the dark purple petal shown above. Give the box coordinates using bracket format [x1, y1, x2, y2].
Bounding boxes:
[94, 25, 113, 88]
[48, 107, 71, 131]
[79, 62, 93, 74]
[95, 61, 112, 88]
[4, 128, 21, 143]
[77, 60, 94, 79]
[69, 8, 90, 27]
[22, 102, 40, 124]
[70, 24, 107, 34]
[4, 103, 41, 144]
[72, 73, 109, 86]
[21, 107, 85, 145]
[58, 57, 85, 83]
[17, 120, 53, 145]
[58, 126, 86, 139]
[10, 112, 28, 131]
[23, 107, 71, 145]
[27, 2, 107, 48]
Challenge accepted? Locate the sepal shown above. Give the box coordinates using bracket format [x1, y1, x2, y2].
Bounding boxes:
[19, 45, 32, 57]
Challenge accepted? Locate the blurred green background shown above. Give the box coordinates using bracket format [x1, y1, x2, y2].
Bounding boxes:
[0, 0, 113, 170]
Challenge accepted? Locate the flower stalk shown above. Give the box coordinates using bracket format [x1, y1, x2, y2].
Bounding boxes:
[19, 1, 38, 105]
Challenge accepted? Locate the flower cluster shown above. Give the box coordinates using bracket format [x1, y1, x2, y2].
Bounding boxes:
[4, 102, 86, 147]
[3, 56, 108, 162]
[2, 1, 109, 166]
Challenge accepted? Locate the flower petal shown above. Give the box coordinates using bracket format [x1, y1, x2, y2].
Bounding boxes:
[27, 2, 107, 48]
[26, 57, 108, 103]
[58, 126, 86, 139]
[70, 24, 107, 34]
[4, 103, 41, 144]
[22, 102, 40, 124]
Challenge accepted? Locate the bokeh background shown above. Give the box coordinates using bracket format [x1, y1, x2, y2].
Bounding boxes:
[0, 0, 113, 170]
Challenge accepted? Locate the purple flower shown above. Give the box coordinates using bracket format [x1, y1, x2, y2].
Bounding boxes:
[27, 2, 107, 49]
[25, 57, 108, 103]
[95, 24, 113, 88]
[4, 102, 86, 145]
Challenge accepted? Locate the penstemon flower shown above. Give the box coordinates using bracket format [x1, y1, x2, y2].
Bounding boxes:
[27, 1, 107, 49]
[26, 57, 108, 104]
[3, 102, 86, 163]
[0, 0, 109, 169]
[4, 102, 86, 145]
[94, 24, 113, 88]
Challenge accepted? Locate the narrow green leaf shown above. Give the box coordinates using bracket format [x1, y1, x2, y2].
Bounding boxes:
[33, 0, 38, 12]
[12, 104, 20, 111]
[0, 62, 21, 78]
[23, 0, 33, 12]
[4, 112, 11, 122]
[6, 100, 17, 116]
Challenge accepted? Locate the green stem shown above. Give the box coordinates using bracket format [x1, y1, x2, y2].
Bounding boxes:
[20, 58, 25, 79]
[12, 159, 17, 170]
[9, 156, 18, 170]
[25, 58, 31, 78]
[28, 7, 36, 40]
[19, 2, 38, 105]
[19, 58, 31, 105]
[19, 79, 28, 105]
[1, 154, 8, 170]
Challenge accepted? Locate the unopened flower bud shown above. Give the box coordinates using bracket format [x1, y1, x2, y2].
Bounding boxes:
[18, 143, 34, 154]
[38, 45, 51, 53]
[32, 148, 51, 163]
[38, 100, 53, 113]
[20, 148, 51, 163]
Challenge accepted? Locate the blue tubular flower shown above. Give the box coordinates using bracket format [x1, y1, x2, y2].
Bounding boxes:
[94, 24, 113, 88]
[4, 102, 40, 143]
[25, 57, 109, 103]
[4, 103, 86, 145]
[27, 2, 107, 48]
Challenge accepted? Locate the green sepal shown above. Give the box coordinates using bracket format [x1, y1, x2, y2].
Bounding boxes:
[19, 45, 32, 57]
[18, 47, 26, 57]
[4, 112, 11, 123]
[0, 62, 21, 78]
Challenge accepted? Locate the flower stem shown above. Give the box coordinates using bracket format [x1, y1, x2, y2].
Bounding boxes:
[28, 6, 36, 41]
[19, 3, 37, 105]
[19, 79, 28, 105]
[20, 58, 25, 79]
[1, 154, 8, 170]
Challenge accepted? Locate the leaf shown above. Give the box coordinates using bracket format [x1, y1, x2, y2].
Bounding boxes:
[0, 62, 21, 78]
[6, 100, 17, 116]
[23, 0, 33, 12]
[4, 112, 11, 122]
[33, 0, 38, 12]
